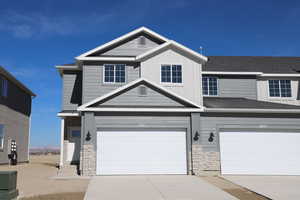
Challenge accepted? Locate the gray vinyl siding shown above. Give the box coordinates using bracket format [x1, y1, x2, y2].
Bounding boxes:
[82, 62, 139, 104]
[97, 36, 161, 57]
[94, 114, 190, 130]
[0, 104, 29, 164]
[0, 74, 32, 116]
[213, 76, 257, 99]
[99, 84, 185, 107]
[62, 71, 82, 110]
[199, 113, 300, 152]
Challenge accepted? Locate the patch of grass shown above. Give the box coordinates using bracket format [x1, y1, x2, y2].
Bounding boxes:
[20, 192, 85, 200]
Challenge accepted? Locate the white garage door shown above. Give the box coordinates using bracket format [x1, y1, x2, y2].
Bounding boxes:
[97, 131, 187, 175]
[220, 131, 300, 175]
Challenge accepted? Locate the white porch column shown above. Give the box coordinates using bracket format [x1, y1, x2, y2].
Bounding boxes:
[59, 118, 65, 167]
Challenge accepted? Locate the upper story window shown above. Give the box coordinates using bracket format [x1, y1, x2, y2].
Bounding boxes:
[103, 64, 126, 83]
[0, 76, 8, 97]
[268, 80, 292, 97]
[0, 124, 4, 149]
[202, 76, 218, 96]
[161, 65, 182, 83]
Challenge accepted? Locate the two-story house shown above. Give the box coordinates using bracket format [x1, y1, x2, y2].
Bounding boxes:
[0, 66, 35, 164]
[57, 27, 300, 176]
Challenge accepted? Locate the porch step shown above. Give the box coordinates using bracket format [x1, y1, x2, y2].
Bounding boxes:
[57, 165, 79, 177]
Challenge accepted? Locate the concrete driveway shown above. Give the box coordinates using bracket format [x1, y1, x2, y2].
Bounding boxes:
[84, 175, 238, 200]
[224, 176, 300, 200]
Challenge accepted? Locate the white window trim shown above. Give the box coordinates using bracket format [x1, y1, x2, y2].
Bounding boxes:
[268, 79, 293, 99]
[160, 64, 183, 85]
[103, 64, 126, 84]
[0, 124, 4, 150]
[202, 76, 218, 96]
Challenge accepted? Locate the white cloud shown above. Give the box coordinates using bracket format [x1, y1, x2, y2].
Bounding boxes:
[0, 10, 116, 38]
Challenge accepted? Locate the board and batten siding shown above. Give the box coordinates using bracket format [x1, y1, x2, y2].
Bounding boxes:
[82, 62, 140, 104]
[100, 35, 161, 57]
[257, 77, 300, 105]
[0, 104, 29, 164]
[141, 48, 203, 106]
[62, 71, 82, 110]
[199, 113, 300, 152]
[99, 84, 185, 107]
[217, 76, 257, 99]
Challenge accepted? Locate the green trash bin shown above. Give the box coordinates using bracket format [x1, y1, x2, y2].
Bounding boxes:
[0, 171, 19, 200]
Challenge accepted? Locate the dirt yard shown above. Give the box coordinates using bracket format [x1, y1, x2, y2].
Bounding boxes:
[0, 155, 89, 199]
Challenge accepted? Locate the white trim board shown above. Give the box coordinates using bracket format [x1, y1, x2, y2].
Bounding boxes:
[57, 112, 80, 117]
[76, 27, 169, 59]
[202, 71, 263, 75]
[202, 71, 300, 77]
[136, 40, 207, 62]
[81, 108, 203, 112]
[205, 108, 300, 113]
[77, 78, 203, 111]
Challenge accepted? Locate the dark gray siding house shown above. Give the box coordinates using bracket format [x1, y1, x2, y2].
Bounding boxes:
[56, 27, 300, 176]
[0, 66, 35, 164]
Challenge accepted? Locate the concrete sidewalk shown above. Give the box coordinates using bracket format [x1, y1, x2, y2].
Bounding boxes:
[84, 175, 238, 200]
[224, 176, 300, 200]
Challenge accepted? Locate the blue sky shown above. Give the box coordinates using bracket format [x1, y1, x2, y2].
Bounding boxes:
[0, 0, 299, 147]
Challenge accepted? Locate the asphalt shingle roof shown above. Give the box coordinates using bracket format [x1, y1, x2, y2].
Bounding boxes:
[203, 56, 300, 74]
[204, 97, 300, 110]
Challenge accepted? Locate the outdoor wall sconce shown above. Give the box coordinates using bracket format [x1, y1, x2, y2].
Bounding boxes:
[193, 131, 199, 141]
[86, 131, 91, 141]
[208, 132, 215, 142]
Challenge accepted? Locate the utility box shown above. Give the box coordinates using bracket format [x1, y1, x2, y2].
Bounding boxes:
[0, 171, 19, 200]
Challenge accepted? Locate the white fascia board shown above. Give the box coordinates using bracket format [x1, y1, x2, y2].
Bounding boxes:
[76, 57, 136, 61]
[78, 78, 145, 110]
[80, 108, 204, 112]
[76, 27, 169, 59]
[55, 65, 81, 76]
[202, 71, 263, 75]
[205, 108, 300, 113]
[170, 40, 208, 62]
[57, 112, 80, 117]
[202, 71, 300, 77]
[55, 65, 79, 69]
[259, 73, 300, 77]
[78, 78, 203, 111]
[136, 42, 171, 61]
[136, 40, 208, 62]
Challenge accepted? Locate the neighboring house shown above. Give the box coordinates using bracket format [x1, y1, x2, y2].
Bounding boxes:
[56, 27, 300, 176]
[0, 66, 35, 164]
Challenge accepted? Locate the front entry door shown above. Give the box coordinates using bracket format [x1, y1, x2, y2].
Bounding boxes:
[67, 127, 81, 162]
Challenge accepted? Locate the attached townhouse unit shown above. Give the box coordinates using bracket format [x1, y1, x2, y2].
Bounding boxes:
[0, 66, 35, 164]
[57, 27, 300, 176]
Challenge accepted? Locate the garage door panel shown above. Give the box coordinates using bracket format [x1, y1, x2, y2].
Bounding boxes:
[220, 132, 300, 175]
[97, 131, 187, 175]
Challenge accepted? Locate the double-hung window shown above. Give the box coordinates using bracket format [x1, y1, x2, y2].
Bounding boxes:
[103, 64, 126, 83]
[202, 76, 218, 96]
[0, 76, 8, 97]
[0, 124, 4, 149]
[161, 65, 182, 83]
[268, 80, 292, 97]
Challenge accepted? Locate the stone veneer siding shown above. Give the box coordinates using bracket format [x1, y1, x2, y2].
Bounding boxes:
[192, 144, 220, 175]
[81, 144, 96, 176]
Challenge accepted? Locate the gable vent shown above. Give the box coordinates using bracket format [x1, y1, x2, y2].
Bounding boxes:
[138, 86, 148, 96]
[138, 36, 146, 45]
